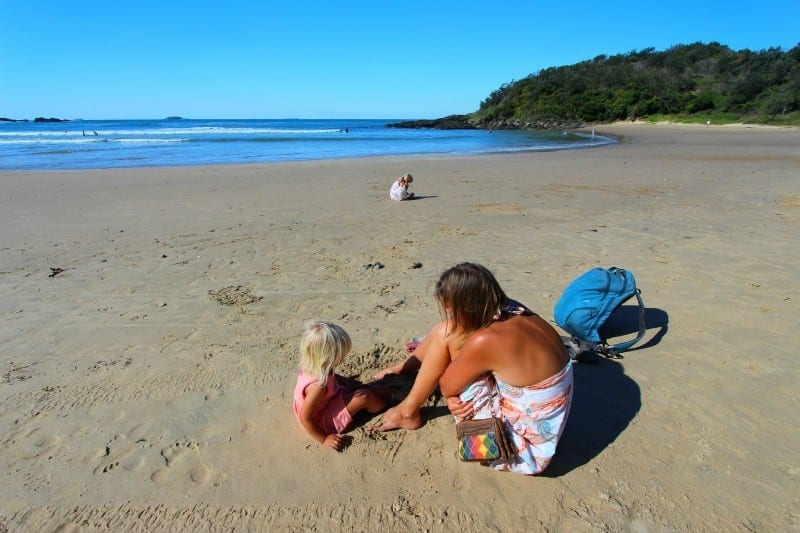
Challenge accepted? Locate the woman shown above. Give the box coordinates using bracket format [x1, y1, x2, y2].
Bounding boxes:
[375, 262, 572, 475]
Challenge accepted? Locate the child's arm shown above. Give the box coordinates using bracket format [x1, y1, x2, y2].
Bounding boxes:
[298, 382, 346, 450]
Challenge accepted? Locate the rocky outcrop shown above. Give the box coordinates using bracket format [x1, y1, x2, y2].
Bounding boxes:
[388, 114, 582, 131]
[480, 118, 583, 131]
[34, 117, 69, 122]
[387, 114, 478, 130]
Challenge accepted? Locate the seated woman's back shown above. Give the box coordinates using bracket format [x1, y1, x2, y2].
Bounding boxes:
[464, 313, 569, 388]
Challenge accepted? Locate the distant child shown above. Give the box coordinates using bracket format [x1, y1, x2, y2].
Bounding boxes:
[389, 173, 415, 201]
[293, 321, 387, 450]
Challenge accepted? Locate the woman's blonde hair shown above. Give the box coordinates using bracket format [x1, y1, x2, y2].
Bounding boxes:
[299, 321, 352, 386]
[435, 262, 508, 336]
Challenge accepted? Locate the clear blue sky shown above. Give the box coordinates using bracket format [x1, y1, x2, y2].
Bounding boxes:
[1, 1, 798, 119]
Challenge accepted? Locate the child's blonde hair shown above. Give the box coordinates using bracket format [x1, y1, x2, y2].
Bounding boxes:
[299, 321, 352, 386]
[400, 173, 413, 184]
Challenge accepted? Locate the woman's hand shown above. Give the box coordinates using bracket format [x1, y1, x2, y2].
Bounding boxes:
[445, 396, 475, 419]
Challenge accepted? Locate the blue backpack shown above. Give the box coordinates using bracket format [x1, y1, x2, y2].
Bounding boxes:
[554, 267, 646, 358]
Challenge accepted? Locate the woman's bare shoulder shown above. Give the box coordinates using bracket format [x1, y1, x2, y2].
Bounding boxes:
[461, 326, 504, 357]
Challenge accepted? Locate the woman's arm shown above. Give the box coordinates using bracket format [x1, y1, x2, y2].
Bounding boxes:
[439, 333, 493, 397]
[298, 382, 345, 450]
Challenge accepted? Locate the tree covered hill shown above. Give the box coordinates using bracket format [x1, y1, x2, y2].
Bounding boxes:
[475, 42, 799, 127]
[392, 42, 800, 130]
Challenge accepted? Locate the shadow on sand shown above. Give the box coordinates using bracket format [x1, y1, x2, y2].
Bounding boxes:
[544, 357, 641, 477]
[599, 304, 670, 351]
[546, 305, 669, 476]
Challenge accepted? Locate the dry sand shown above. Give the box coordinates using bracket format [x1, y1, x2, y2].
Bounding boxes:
[1, 123, 798, 531]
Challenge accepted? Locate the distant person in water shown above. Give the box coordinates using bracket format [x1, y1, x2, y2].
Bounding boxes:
[390, 174, 415, 201]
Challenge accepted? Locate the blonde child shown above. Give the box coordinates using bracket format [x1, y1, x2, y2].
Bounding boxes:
[293, 321, 387, 450]
[389, 173, 415, 201]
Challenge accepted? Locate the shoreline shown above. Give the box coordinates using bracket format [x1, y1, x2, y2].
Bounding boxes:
[1, 117, 609, 173]
[6, 120, 798, 175]
[2, 123, 798, 530]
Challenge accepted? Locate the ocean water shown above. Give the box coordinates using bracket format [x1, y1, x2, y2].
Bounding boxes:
[0, 118, 615, 171]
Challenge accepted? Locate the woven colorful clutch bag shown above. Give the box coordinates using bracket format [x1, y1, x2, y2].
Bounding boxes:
[455, 417, 511, 462]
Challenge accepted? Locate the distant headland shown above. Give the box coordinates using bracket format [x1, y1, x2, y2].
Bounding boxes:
[0, 117, 70, 123]
[389, 42, 799, 130]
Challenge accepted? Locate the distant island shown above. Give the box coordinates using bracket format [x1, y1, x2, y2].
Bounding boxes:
[390, 42, 800, 130]
[165, 116, 184, 120]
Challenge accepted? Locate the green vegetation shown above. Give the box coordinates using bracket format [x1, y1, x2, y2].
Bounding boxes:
[472, 42, 800, 127]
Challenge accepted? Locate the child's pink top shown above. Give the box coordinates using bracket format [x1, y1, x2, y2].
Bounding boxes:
[292, 370, 354, 435]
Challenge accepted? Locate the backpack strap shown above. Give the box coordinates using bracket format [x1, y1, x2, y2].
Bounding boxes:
[599, 289, 646, 356]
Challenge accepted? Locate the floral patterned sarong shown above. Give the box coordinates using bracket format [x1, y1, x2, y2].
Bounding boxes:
[458, 360, 573, 475]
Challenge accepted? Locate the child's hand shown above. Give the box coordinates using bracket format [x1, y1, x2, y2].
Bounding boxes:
[373, 365, 398, 381]
[323, 433, 347, 451]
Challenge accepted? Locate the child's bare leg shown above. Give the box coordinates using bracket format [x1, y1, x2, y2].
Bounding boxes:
[346, 388, 387, 416]
[376, 323, 450, 431]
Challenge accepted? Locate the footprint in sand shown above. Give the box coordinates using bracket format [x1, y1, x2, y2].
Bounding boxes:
[89, 432, 150, 476]
[160, 440, 200, 466]
[2, 426, 63, 460]
[151, 440, 213, 488]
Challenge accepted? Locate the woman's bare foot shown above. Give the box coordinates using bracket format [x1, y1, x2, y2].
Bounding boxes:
[374, 405, 422, 431]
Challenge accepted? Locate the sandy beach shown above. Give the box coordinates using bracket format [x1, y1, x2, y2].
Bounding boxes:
[1, 123, 798, 531]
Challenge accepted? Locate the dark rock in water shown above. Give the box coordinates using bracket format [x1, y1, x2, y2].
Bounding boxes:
[387, 114, 478, 130]
[388, 114, 582, 131]
[166, 116, 183, 120]
[34, 117, 69, 122]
